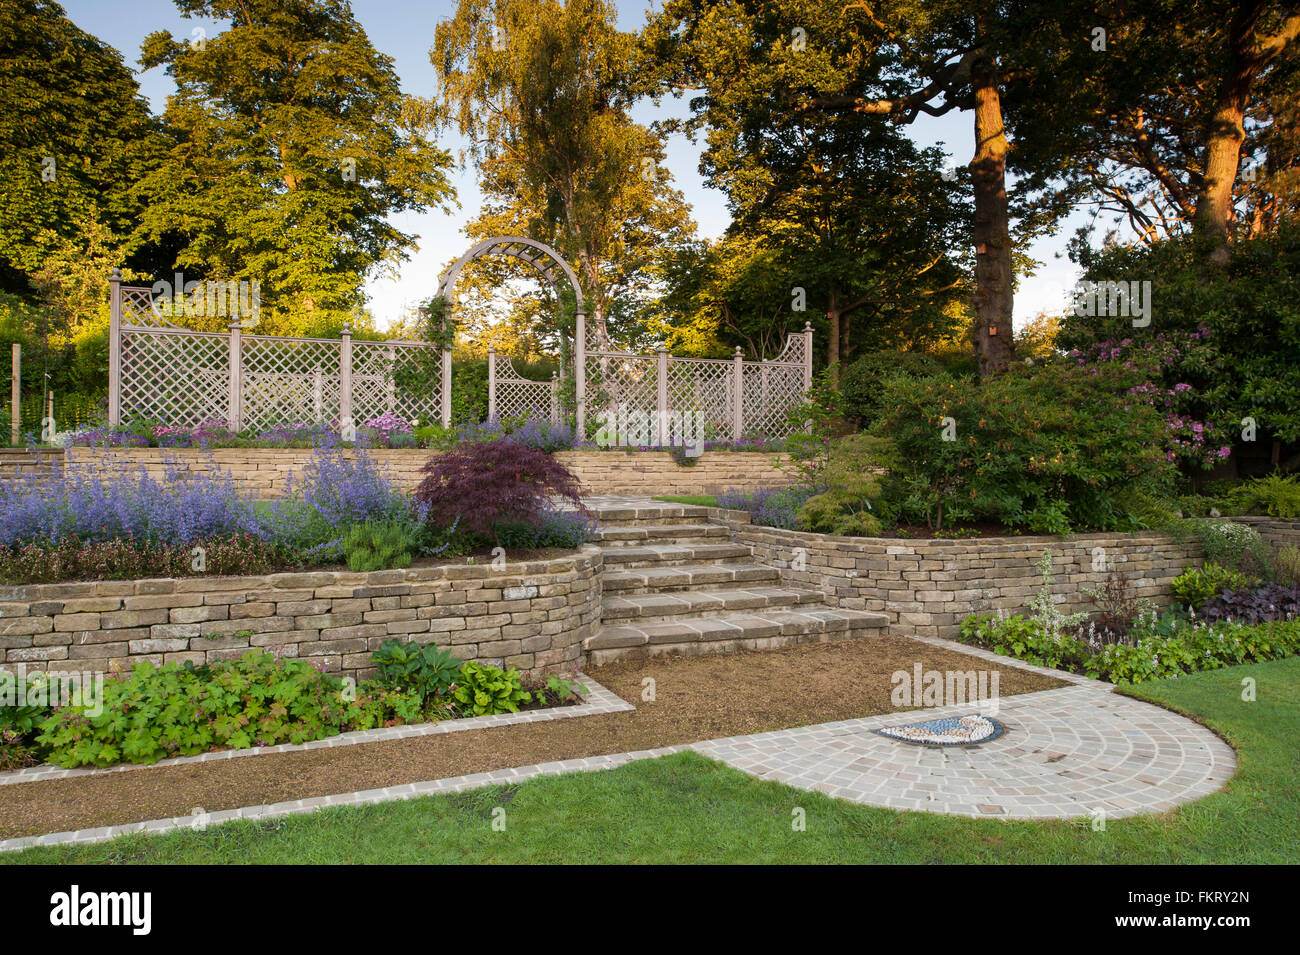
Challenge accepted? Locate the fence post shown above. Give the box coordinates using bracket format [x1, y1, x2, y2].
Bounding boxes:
[227, 320, 242, 431]
[732, 346, 744, 440]
[487, 345, 497, 421]
[312, 367, 323, 423]
[10, 343, 18, 445]
[656, 348, 669, 447]
[340, 323, 353, 434]
[575, 308, 586, 438]
[441, 339, 452, 429]
[385, 345, 396, 415]
[108, 268, 121, 425]
[803, 321, 813, 391]
[550, 371, 559, 426]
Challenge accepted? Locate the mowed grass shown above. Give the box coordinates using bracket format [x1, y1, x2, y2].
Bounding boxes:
[7, 658, 1297, 864]
[651, 494, 717, 507]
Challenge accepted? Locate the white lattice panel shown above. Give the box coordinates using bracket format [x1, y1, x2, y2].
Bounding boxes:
[588, 354, 656, 417]
[742, 362, 804, 438]
[667, 358, 733, 439]
[120, 329, 229, 426]
[492, 354, 553, 422]
[239, 336, 342, 432]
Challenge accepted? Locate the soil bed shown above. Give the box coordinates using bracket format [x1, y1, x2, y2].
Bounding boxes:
[0, 635, 1063, 839]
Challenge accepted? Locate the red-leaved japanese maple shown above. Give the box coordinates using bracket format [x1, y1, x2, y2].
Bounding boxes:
[414, 438, 586, 535]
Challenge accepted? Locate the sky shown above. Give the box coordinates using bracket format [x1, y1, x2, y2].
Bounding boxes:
[63, 0, 1090, 333]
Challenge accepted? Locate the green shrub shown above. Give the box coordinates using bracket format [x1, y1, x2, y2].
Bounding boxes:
[37, 652, 357, 767]
[370, 639, 463, 702]
[840, 349, 945, 426]
[872, 359, 1176, 532]
[342, 521, 415, 572]
[452, 662, 532, 716]
[1229, 473, 1300, 519]
[796, 433, 892, 536]
[1178, 520, 1275, 579]
[1170, 562, 1258, 608]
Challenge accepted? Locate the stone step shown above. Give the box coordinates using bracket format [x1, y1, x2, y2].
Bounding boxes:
[601, 585, 825, 624]
[594, 514, 716, 528]
[587, 503, 711, 525]
[594, 523, 730, 545]
[603, 562, 781, 594]
[597, 542, 755, 568]
[584, 607, 889, 664]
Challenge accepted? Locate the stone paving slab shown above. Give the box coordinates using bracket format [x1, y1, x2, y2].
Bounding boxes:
[691, 684, 1235, 820]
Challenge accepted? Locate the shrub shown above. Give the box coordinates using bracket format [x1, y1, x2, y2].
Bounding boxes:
[1198, 583, 1300, 624]
[493, 508, 594, 549]
[37, 652, 357, 766]
[1170, 563, 1258, 608]
[873, 358, 1177, 532]
[1179, 520, 1275, 579]
[0, 534, 282, 584]
[716, 485, 822, 530]
[452, 661, 532, 716]
[370, 639, 463, 702]
[1274, 543, 1300, 586]
[795, 433, 893, 536]
[414, 438, 585, 536]
[840, 349, 945, 426]
[341, 521, 415, 572]
[1229, 473, 1300, 519]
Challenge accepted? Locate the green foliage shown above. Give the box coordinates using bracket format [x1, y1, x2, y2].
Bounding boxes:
[961, 613, 1300, 685]
[796, 433, 892, 536]
[1228, 474, 1300, 520]
[370, 639, 464, 703]
[37, 652, 358, 767]
[1171, 563, 1259, 609]
[872, 358, 1176, 532]
[779, 369, 840, 485]
[840, 350, 946, 427]
[1057, 224, 1300, 446]
[452, 661, 532, 717]
[135, 0, 456, 334]
[1178, 520, 1275, 580]
[1026, 549, 1090, 635]
[341, 521, 415, 572]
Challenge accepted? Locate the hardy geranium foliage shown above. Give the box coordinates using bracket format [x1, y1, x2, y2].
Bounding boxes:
[414, 438, 585, 536]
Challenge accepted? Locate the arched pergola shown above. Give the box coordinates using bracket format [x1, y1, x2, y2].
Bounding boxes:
[435, 236, 590, 434]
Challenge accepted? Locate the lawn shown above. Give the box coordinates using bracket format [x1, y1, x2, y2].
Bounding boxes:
[652, 494, 717, 507]
[6, 657, 1296, 864]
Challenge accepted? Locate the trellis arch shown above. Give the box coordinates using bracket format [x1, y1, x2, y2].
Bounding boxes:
[436, 236, 591, 432]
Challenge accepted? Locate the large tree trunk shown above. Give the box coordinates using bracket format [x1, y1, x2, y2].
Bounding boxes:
[970, 46, 1014, 377]
[1195, 1, 1265, 266]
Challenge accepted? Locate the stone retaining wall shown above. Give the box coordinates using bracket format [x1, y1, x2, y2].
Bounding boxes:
[1230, 516, 1300, 550]
[56, 448, 790, 497]
[0, 547, 602, 682]
[708, 510, 1202, 640]
[0, 448, 60, 483]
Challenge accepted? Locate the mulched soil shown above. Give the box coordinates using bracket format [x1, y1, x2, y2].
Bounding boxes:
[0, 636, 1063, 839]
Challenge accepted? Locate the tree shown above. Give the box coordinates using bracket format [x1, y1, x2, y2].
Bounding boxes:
[0, 0, 163, 297]
[136, 0, 456, 334]
[642, 0, 969, 380]
[432, 0, 697, 352]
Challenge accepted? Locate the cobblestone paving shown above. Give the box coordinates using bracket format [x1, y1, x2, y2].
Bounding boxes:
[693, 683, 1236, 819]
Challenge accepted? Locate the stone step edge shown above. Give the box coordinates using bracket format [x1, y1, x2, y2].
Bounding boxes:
[585, 609, 889, 651]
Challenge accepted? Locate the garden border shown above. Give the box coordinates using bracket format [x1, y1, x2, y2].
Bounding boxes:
[0, 673, 631, 787]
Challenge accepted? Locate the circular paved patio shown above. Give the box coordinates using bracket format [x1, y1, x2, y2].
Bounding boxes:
[690, 684, 1236, 819]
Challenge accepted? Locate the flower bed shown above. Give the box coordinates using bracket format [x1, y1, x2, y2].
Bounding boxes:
[1, 644, 588, 771]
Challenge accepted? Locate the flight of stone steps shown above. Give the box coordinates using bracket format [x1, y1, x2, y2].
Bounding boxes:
[583, 499, 889, 664]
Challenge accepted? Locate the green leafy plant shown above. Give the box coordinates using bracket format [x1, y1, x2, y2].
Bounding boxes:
[370, 639, 463, 702]
[1229, 473, 1300, 519]
[796, 433, 893, 536]
[1178, 520, 1275, 580]
[342, 521, 415, 572]
[1171, 562, 1258, 609]
[452, 661, 532, 716]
